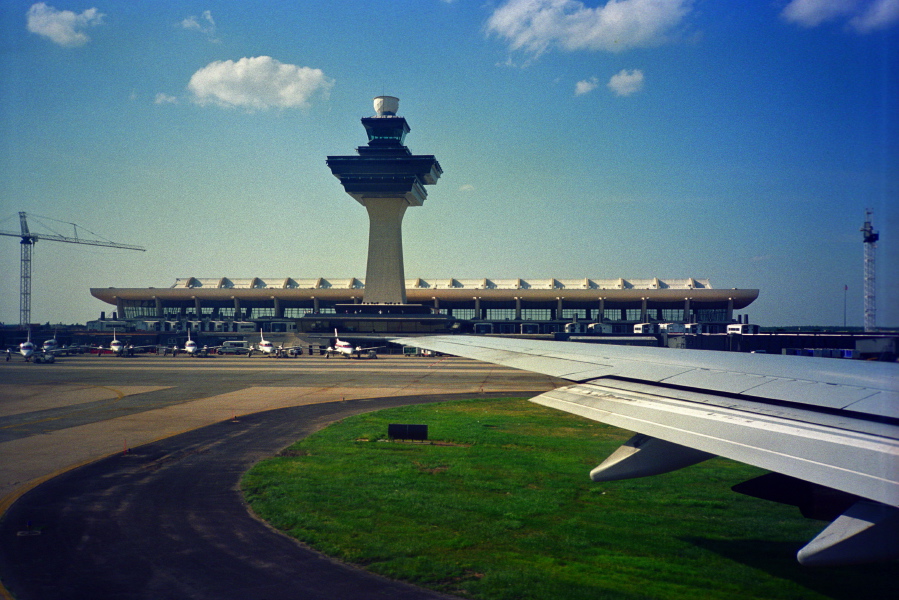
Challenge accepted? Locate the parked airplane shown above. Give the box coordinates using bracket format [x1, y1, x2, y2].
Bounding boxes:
[42, 332, 58, 354]
[246, 330, 304, 357]
[106, 329, 125, 355]
[7, 330, 55, 363]
[169, 330, 201, 356]
[254, 330, 276, 356]
[183, 330, 200, 355]
[328, 329, 379, 358]
[394, 334, 899, 566]
[19, 332, 35, 360]
[100, 330, 155, 356]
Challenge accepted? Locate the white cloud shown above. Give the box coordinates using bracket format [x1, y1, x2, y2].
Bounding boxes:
[574, 76, 599, 95]
[154, 93, 178, 105]
[181, 10, 218, 41]
[459, 184, 475, 192]
[486, 0, 693, 56]
[607, 69, 644, 96]
[26, 2, 104, 47]
[781, 0, 899, 32]
[187, 56, 335, 111]
[850, 0, 899, 31]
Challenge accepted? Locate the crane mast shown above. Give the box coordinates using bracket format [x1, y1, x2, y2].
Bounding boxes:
[860, 209, 878, 332]
[0, 211, 146, 326]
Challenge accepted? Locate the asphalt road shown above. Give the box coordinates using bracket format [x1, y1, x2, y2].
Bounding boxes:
[0, 353, 560, 599]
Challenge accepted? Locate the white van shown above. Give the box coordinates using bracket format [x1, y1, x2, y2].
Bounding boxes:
[727, 324, 760, 334]
[564, 322, 586, 334]
[218, 340, 250, 355]
[587, 323, 612, 334]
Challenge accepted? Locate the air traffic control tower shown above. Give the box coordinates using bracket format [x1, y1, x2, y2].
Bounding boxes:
[326, 96, 442, 306]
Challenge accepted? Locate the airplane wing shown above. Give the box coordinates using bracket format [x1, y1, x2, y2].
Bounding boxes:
[392, 335, 899, 566]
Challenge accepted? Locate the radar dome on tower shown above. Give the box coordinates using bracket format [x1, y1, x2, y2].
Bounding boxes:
[373, 96, 399, 116]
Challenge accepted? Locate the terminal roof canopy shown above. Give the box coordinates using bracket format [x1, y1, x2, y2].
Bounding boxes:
[167, 277, 715, 291]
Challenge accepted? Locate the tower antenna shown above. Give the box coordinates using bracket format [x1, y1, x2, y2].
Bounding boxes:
[860, 209, 878, 332]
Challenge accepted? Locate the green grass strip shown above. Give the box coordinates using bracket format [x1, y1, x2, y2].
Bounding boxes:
[243, 397, 894, 600]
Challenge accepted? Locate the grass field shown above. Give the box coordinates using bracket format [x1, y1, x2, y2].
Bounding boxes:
[242, 398, 894, 600]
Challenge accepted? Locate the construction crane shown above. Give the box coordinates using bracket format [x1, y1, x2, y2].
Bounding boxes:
[0, 211, 146, 326]
[860, 209, 879, 332]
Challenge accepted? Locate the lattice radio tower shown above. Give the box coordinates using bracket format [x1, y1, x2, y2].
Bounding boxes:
[860, 209, 879, 332]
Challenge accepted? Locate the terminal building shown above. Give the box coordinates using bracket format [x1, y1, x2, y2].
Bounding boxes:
[90, 277, 758, 335]
[89, 97, 759, 336]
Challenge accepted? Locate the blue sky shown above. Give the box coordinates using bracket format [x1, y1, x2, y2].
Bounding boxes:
[1, 0, 896, 327]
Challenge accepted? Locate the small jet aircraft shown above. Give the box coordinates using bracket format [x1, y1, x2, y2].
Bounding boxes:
[7, 330, 55, 363]
[98, 329, 125, 355]
[100, 329, 155, 356]
[19, 332, 35, 361]
[181, 330, 201, 356]
[172, 329, 202, 356]
[254, 330, 276, 356]
[156, 330, 209, 357]
[246, 330, 304, 357]
[42, 332, 58, 354]
[327, 329, 379, 358]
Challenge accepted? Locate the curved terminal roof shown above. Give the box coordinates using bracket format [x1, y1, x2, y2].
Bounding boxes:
[168, 277, 713, 291]
[92, 277, 758, 311]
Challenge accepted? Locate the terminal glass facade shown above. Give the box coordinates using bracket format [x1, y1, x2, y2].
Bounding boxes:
[562, 309, 588, 320]
[124, 303, 157, 319]
[486, 308, 516, 320]
[521, 308, 551, 320]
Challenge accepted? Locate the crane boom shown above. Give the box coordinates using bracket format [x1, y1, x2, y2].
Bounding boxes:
[0, 212, 146, 251]
[0, 212, 146, 326]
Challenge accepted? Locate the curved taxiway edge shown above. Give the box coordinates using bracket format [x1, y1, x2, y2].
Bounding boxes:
[0, 392, 541, 600]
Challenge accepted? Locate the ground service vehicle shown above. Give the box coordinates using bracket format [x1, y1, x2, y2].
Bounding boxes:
[727, 324, 760, 334]
[217, 340, 250, 355]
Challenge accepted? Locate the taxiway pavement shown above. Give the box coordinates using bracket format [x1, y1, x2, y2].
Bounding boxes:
[0, 353, 560, 599]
